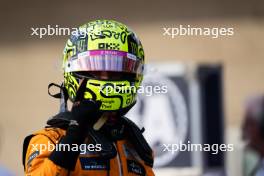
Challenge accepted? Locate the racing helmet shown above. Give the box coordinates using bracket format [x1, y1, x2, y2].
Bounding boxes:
[62, 19, 145, 114]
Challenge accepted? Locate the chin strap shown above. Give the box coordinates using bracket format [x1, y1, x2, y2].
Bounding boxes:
[93, 114, 108, 130]
[48, 83, 69, 112]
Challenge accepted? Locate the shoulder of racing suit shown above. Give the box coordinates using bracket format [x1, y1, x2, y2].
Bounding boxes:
[22, 127, 66, 170]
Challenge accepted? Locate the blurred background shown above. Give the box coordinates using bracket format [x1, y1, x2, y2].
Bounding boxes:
[0, 0, 264, 175]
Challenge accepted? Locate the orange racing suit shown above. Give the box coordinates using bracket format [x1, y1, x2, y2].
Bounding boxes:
[23, 116, 155, 176]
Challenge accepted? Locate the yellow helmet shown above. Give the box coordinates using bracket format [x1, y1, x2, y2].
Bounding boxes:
[62, 19, 144, 114]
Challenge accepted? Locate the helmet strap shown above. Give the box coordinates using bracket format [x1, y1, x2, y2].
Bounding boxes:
[48, 83, 69, 112]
